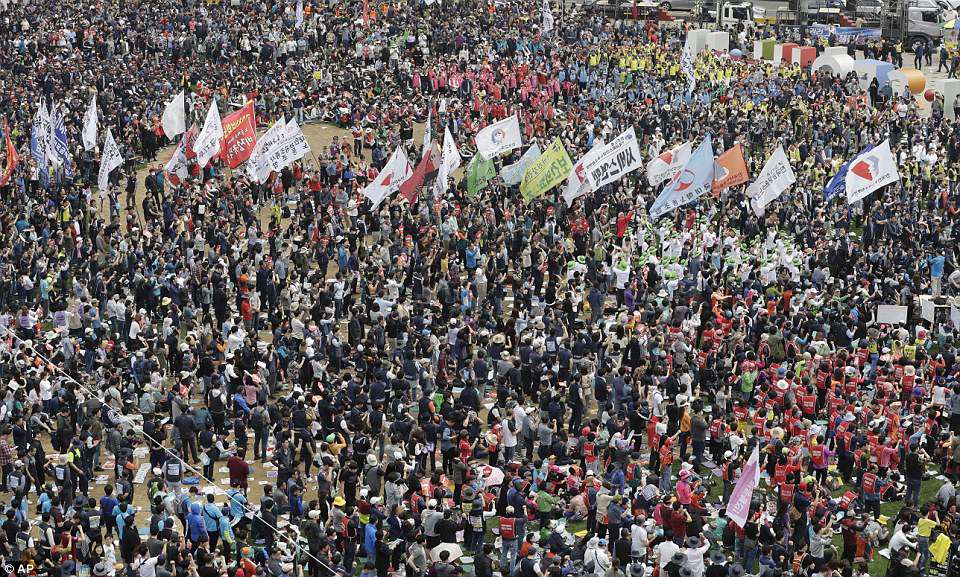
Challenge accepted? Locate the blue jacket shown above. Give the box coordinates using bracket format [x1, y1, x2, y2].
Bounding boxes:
[187, 503, 207, 542]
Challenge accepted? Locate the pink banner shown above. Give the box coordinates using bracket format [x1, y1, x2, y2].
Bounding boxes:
[726, 445, 759, 528]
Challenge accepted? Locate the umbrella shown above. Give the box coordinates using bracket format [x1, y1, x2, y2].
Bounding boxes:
[431, 543, 464, 563]
[482, 466, 505, 488]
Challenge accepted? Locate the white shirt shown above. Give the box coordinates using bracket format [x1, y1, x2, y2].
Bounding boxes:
[889, 530, 917, 554]
[501, 417, 518, 448]
[657, 540, 680, 570]
[128, 319, 141, 341]
[631, 524, 649, 558]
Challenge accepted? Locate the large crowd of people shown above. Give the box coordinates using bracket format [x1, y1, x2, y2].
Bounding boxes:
[0, 1, 958, 577]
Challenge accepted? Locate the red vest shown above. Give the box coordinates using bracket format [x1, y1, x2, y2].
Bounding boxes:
[810, 445, 826, 468]
[499, 517, 518, 540]
[780, 482, 795, 503]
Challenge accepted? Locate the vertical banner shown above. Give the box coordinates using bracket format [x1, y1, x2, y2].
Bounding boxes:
[519, 137, 573, 203]
[726, 445, 759, 528]
[220, 101, 257, 168]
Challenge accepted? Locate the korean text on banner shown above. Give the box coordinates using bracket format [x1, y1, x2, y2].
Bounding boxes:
[726, 446, 760, 528]
[746, 145, 796, 215]
[220, 101, 257, 168]
[520, 137, 573, 203]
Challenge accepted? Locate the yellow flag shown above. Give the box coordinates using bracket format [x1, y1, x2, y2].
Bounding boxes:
[519, 137, 573, 204]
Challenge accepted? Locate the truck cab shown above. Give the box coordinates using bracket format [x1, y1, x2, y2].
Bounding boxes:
[713, 1, 768, 26]
[905, 5, 947, 44]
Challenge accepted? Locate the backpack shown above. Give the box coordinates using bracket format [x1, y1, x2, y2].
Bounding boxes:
[251, 406, 268, 428]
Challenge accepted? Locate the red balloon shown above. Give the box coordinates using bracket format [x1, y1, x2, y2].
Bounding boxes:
[925, 89, 936, 102]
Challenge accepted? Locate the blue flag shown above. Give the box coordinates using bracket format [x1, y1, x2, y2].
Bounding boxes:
[649, 134, 714, 220]
[51, 105, 73, 180]
[824, 144, 873, 201]
[30, 103, 49, 189]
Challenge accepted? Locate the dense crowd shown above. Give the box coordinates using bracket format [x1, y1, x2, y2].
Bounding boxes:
[0, 1, 959, 577]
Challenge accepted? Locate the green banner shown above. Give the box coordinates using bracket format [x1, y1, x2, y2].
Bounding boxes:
[466, 153, 495, 197]
[519, 137, 573, 203]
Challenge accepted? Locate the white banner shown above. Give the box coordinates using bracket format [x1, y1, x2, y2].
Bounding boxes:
[161, 91, 187, 139]
[542, 0, 555, 34]
[246, 117, 288, 183]
[747, 145, 796, 216]
[845, 139, 900, 204]
[563, 145, 603, 207]
[363, 147, 412, 210]
[583, 126, 642, 189]
[502, 144, 542, 186]
[646, 141, 691, 186]
[475, 115, 522, 159]
[433, 126, 461, 197]
[82, 94, 98, 152]
[564, 128, 642, 206]
[267, 119, 311, 171]
[165, 136, 189, 182]
[97, 128, 123, 192]
[193, 99, 224, 168]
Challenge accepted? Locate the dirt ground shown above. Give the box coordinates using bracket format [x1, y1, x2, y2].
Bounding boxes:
[85, 121, 422, 534]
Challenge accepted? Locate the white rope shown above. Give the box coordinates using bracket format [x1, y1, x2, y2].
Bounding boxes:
[0, 326, 338, 573]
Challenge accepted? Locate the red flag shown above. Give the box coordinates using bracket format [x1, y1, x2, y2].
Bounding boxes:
[0, 121, 18, 187]
[399, 147, 439, 204]
[220, 101, 257, 168]
[183, 123, 199, 160]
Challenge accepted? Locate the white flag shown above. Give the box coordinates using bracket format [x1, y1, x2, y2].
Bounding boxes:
[165, 135, 190, 183]
[646, 141, 691, 186]
[475, 115, 522, 159]
[161, 91, 187, 139]
[82, 94, 98, 152]
[649, 136, 715, 221]
[502, 144, 542, 186]
[267, 119, 311, 171]
[422, 108, 433, 160]
[363, 147, 413, 210]
[97, 128, 124, 192]
[564, 127, 643, 207]
[193, 98, 224, 168]
[681, 36, 697, 94]
[845, 139, 900, 204]
[434, 126, 462, 197]
[246, 117, 288, 184]
[295, 0, 304, 28]
[542, 0, 555, 34]
[747, 145, 796, 216]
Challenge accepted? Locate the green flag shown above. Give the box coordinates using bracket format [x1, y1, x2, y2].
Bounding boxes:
[519, 137, 573, 203]
[466, 153, 495, 197]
